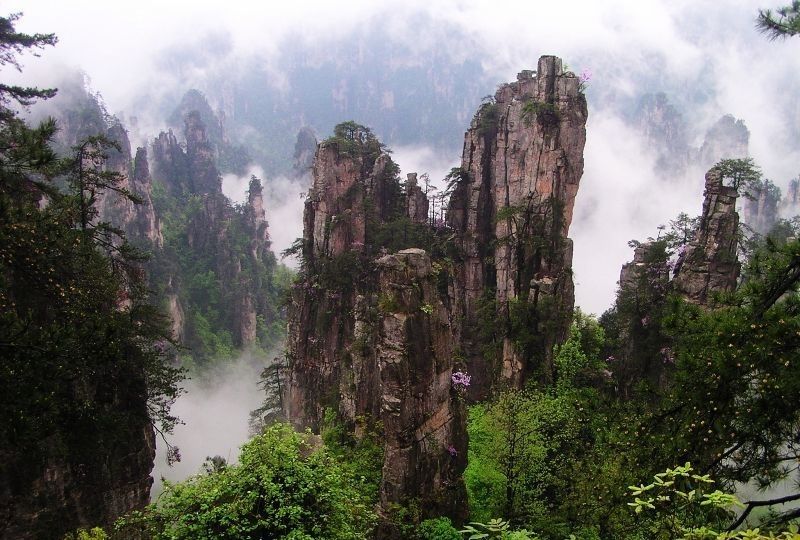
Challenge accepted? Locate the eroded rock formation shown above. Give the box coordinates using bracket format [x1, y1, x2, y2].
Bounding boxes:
[0, 422, 155, 540]
[292, 127, 318, 180]
[286, 56, 586, 533]
[697, 114, 750, 171]
[673, 168, 740, 304]
[613, 242, 672, 396]
[743, 179, 781, 235]
[150, 112, 278, 350]
[446, 55, 587, 393]
[285, 131, 467, 529]
[632, 93, 689, 172]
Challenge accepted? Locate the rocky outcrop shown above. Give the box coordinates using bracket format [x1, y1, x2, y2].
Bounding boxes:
[743, 179, 781, 235]
[286, 55, 586, 531]
[446, 56, 587, 394]
[673, 168, 740, 304]
[89, 123, 163, 248]
[169, 89, 251, 175]
[373, 249, 467, 528]
[151, 129, 190, 196]
[632, 93, 689, 172]
[292, 127, 318, 180]
[613, 242, 672, 397]
[185, 111, 222, 194]
[405, 173, 429, 223]
[285, 129, 467, 530]
[697, 114, 749, 171]
[286, 136, 400, 428]
[0, 386, 155, 540]
[783, 178, 800, 216]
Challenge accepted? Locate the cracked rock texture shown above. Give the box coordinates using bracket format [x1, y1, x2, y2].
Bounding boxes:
[447, 55, 587, 395]
[285, 137, 466, 534]
[673, 168, 740, 304]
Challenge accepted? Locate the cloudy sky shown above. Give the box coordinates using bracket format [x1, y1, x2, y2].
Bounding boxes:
[6, 0, 800, 314]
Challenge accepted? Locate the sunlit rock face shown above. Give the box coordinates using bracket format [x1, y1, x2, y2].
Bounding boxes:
[447, 55, 588, 395]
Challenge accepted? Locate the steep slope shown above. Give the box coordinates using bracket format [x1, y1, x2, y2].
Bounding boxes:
[149, 111, 285, 360]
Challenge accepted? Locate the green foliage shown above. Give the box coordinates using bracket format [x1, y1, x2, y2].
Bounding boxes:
[117, 424, 376, 540]
[0, 13, 57, 113]
[325, 121, 386, 171]
[757, 1, 800, 39]
[321, 409, 385, 504]
[521, 100, 561, 129]
[625, 463, 735, 538]
[0, 125, 183, 452]
[478, 101, 500, 136]
[63, 528, 108, 540]
[712, 158, 762, 193]
[460, 518, 539, 539]
[626, 464, 800, 540]
[0, 35, 183, 536]
[465, 386, 597, 527]
[417, 517, 462, 540]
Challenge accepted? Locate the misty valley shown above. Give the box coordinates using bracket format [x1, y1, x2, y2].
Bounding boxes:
[2, 3, 800, 540]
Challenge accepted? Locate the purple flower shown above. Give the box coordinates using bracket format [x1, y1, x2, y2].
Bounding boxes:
[660, 347, 675, 365]
[606, 355, 616, 363]
[451, 371, 471, 389]
[447, 445, 458, 457]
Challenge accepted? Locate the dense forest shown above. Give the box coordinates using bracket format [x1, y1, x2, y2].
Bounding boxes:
[2, 3, 800, 540]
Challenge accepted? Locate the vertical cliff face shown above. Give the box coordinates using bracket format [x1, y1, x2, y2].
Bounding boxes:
[91, 123, 163, 247]
[286, 137, 399, 428]
[292, 127, 318, 180]
[405, 173, 429, 223]
[697, 114, 750, 171]
[743, 179, 781, 235]
[673, 168, 740, 304]
[149, 111, 279, 352]
[184, 111, 223, 194]
[613, 242, 672, 396]
[373, 249, 467, 525]
[285, 130, 467, 528]
[782, 178, 800, 217]
[151, 130, 190, 196]
[447, 56, 587, 393]
[0, 405, 156, 540]
[632, 93, 689, 172]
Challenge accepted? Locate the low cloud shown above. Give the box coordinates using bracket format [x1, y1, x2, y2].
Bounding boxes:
[152, 352, 275, 496]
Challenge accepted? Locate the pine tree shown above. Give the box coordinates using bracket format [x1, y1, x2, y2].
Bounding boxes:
[757, 1, 800, 39]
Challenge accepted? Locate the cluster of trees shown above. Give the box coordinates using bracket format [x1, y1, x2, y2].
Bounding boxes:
[0, 12, 183, 538]
[6, 1, 800, 539]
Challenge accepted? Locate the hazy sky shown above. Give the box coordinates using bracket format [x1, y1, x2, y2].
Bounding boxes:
[6, 0, 800, 314]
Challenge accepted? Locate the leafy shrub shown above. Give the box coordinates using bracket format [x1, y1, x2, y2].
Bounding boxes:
[116, 424, 376, 539]
[417, 517, 462, 540]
